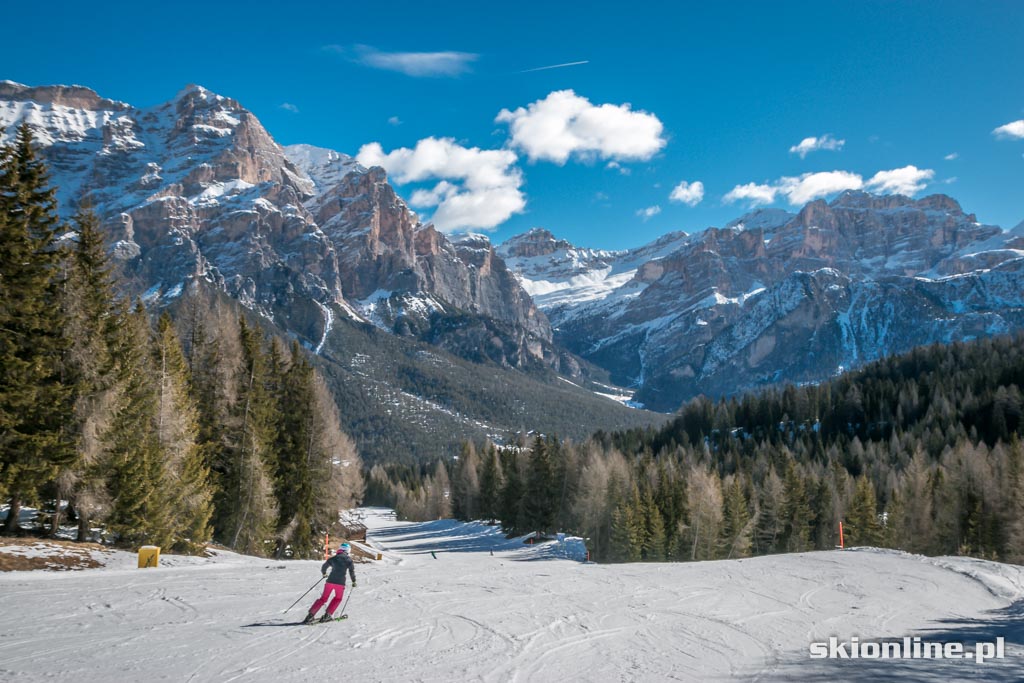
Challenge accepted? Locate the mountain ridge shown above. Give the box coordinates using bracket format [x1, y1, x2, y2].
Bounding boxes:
[500, 191, 1024, 410]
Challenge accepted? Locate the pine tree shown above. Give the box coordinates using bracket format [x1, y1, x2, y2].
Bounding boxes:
[61, 206, 120, 540]
[720, 475, 752, 558]
[780, 460, 812, 552]
[1003, 438, 1024, 562]
[179, 290, 243, 543]
[452, 441, 481, 521]
[154, 314, 213, 553]
[524, 436, 557, 533]
[498, 449, 526, 536]
[609, 498, 643, 562]
[102, 303, 173, 548]
[477, 445, 502, 524]
[810, 479, 837, 550]
[221, 317, 278, 556]
[844, 476, 882, 546]
[0, 124, 74, 532]
[686, 467, 724, 561]
[641, 491, 667, 560]
[271, 343, 318, 557]
[655, 461, 688, 559]
[753, 467, 784, 554]
[309, 372, 363, 518]
[426, 460, 451, 520]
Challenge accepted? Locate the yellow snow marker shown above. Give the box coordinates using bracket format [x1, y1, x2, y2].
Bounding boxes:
[137, 546, 160, 568]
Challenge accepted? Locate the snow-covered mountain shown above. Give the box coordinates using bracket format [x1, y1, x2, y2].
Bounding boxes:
[6, 79, 1023, 418]
[0, 81, 565, 373]
[502, 193, 1024, 411]
[497, 227, 691, 313]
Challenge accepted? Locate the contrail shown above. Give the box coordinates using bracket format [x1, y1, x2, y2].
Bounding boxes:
[520, 60, 589, 73]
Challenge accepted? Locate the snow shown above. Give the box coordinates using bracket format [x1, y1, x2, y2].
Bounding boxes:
[725, 208, 795, 235]
[498, 230, 691, 313]
[283, 143, 363, 194]
[2, 509, 1022, 681]
[313, 300, 334, 355]
[696, 285, 767, 310]
[191, 179, 256, 206]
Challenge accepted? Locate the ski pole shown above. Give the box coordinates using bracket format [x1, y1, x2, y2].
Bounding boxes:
[284, 576, 325, 614]
[337, 585, 354, 620]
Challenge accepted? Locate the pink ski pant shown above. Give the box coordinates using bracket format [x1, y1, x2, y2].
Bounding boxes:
[310, 582, 346, 615]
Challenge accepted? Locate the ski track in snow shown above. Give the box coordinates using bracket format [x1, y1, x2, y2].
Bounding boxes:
[2, 509, 1024, 682]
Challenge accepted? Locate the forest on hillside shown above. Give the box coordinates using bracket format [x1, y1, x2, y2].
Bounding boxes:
[368, 334, 1024, 564]
[0, 124, 362, 557]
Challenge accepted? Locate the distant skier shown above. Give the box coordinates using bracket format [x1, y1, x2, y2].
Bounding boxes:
[303, 543, 357, 624]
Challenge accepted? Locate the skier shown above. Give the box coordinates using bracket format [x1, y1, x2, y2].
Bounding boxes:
[303, 542, 357, 624]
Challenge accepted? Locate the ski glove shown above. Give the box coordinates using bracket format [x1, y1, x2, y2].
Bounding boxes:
[323, 573, 328, 578]
[352, 582, 357, 588]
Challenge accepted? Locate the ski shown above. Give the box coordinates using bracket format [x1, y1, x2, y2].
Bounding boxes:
[303, 614, 349, 626]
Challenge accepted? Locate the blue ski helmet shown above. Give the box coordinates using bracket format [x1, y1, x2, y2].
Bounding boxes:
[338, 543, 350, 554]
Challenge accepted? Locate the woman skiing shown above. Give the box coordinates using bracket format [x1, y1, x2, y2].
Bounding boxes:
[303, 543, 357, 624]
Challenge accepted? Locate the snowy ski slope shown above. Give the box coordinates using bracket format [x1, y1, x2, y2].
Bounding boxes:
[1, 508, 1022, 681]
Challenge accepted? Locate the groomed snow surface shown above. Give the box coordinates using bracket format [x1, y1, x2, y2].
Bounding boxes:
[2, 508, 1022, 681]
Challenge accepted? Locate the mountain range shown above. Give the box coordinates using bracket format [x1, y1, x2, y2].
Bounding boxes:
[501, 195, 1024, 410]
[2, 80, 1022, 432]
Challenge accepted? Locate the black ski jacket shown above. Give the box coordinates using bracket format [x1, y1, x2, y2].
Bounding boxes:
[321, 552, 356, 585]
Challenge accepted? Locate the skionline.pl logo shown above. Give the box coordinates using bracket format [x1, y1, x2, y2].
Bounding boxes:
[809, 636, 1005, 664]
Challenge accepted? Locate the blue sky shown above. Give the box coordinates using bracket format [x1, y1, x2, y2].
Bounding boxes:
[3, 1, 1023, 249]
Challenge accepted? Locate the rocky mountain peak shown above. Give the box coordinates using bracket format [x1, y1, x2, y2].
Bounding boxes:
[828, 190, 964, 215]
[791, 198, 836, 228]
[497, 227, 576, 258]
[284, 143, 362, 194]
[0, 81, 129, 111]
[725, 208, 794, 233]
[914, 193, 965, 214]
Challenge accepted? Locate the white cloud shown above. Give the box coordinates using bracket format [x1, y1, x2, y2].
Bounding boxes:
[993, 120, 1024, 140]
[356, 137, 524, 231]
[408, 181, 457, 208]
[432, 188, 527, 231]
[669, 180, 704, 206]
[636, 205, 661, 221]
[789, 134, 845, 159]
[496, 89, 666, 164]
[388, 116, 402, 126]
[779, 171, 863, 205]
[338, 44, 478, 77]
[864, 165, 934, 196]
[723, 182, 780, 206]
[724, 166, 934, 206]
[279, 103, 300, 113]
[606, 161, 631, 175]
[944, 152, 958, 161]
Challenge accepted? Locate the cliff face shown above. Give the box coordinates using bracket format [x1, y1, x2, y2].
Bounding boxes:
[0, 82, 559, 372]
[504, 193, 1024, 412]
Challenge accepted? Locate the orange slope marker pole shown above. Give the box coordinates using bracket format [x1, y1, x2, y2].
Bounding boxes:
[839, 521, 845, 549]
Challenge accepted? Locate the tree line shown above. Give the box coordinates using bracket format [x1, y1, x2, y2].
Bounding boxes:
[0, 124, 363, 557]
[367, 334, 1024, 564]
